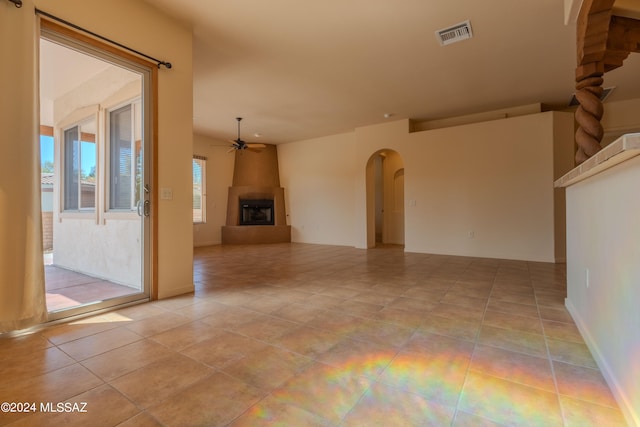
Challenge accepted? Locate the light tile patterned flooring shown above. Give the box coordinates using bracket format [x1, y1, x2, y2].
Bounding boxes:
[0, 243, 628, 426]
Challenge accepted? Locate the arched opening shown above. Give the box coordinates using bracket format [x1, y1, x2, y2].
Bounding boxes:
[365, 149, 404, 248]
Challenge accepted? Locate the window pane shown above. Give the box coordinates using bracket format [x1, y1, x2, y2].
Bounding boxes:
[134, 140, 142, 207]
[40, 134, 54, 174]
[64, 120, 97, 211]
[64, 126, 79, 210]
[80, 135, 96, 209]
[193, 158, 205, 223]
[110, 104, 133, 209]
[134, 102, 143, 208]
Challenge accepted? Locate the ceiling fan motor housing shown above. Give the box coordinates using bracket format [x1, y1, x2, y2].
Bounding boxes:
[230, 117, 266, 151]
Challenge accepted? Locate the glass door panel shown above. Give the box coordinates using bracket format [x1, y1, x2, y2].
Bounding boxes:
[40, 27, 152, 319]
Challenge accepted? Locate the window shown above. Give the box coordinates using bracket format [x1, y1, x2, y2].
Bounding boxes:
[40, 126, 55, 175]
[193, 156, 206, 223]
[109, 101, 142, 210]
[63, 118, 96, 211]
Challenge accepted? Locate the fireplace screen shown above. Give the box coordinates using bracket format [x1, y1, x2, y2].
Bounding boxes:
[240, 199, 274, 225]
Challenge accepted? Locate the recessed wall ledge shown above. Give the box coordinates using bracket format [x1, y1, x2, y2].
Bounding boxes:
[555, 133, 640, 188]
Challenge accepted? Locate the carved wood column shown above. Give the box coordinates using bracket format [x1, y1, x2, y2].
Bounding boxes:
[575, 0, 614, 163]
[575, 70, 605, 163]
[575, 0, 640, 163]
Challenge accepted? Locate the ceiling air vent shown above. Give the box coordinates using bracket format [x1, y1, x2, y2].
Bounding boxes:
[568, 86, 615, 106]
[436, 20, 473, 46]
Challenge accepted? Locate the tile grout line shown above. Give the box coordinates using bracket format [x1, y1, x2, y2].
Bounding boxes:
[531, 261, 569, 427]
[449, 260, 498, 426]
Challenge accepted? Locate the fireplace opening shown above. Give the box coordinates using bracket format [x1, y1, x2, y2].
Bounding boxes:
[239, 199, 274, 225]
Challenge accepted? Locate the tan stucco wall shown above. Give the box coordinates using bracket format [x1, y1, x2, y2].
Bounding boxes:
[279, 132, 358, 247]
[192, 134, 235, 247]
[277, 111, 575, 262]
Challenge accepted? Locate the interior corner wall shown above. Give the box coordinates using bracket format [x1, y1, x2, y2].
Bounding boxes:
[34, 0, 195, 299]
[278, 132, 358, 246]
[280, 112, 570, 262]
[601, 97, 640, 145]
[553, 111, 578, 262]
[564, 155, 640, 426]
[400, 113, 559, 262]
[193, 134, 235, 247]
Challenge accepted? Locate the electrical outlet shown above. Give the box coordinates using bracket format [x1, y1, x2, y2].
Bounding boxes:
[468, 231, 474, 238]
[586, 268, 590, 288]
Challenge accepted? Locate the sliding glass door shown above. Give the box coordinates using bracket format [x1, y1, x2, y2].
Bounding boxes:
[40, 22, 153, 319]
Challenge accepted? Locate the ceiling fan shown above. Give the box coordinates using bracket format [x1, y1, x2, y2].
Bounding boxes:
[228, 117, 266, 152]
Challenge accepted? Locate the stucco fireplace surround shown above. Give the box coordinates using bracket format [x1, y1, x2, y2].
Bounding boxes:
[221, 144, 291, 244]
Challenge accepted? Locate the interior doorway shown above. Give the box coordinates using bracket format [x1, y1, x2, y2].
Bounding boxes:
[366, 150, 405, 248]
[39, 21, 153, 320]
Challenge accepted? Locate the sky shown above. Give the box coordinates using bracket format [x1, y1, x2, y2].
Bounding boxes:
[40, 135, 97, 177]
[40, 135, 54, 165]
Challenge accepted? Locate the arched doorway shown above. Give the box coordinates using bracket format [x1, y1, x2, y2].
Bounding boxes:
[365, 149, 404, 248]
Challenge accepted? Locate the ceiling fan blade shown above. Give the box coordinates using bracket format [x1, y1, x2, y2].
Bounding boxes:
[246, 143, 267, 148]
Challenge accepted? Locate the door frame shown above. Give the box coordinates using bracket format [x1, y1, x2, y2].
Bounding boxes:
[365, 149, 405, 248]
[40, 19, 158, 320]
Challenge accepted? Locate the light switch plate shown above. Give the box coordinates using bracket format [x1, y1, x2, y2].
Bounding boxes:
[160, 187, 173, 200]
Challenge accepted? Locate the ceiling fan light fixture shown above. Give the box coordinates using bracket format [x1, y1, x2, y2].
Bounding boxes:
[228, 117, 267, 152]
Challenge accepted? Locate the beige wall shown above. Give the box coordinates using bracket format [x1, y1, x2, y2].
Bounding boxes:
[554, 112, 577, 262]
[193, 134, 235, 247]
[277, 111, 575, 262]
[602, 98, 640, 145]
[278, 132, 358, 246]
[32, 0, 195, 298]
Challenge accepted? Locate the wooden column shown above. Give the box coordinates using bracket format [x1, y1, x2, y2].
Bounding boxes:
[575, 0, 640, 163]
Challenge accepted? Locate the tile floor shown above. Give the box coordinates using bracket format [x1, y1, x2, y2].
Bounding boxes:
[0, 243, 629, 426]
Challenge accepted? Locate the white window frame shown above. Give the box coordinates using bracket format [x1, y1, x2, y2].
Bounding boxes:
[106, 98, 142, 213]
[60, 112, 99, 214]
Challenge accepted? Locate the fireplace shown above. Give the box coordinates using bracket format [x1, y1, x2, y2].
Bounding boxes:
[240, 199, 274, 225]
[221, 144, 290, 244]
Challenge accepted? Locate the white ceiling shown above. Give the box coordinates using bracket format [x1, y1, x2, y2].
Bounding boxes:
[48, 1, 640, 144]
[39, 39, 110, 125]
[39, 39, 140, 127]
[40, 39, 109, 101]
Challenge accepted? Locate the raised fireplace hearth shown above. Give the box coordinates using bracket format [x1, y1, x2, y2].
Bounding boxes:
[221, 144, 291, 244]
